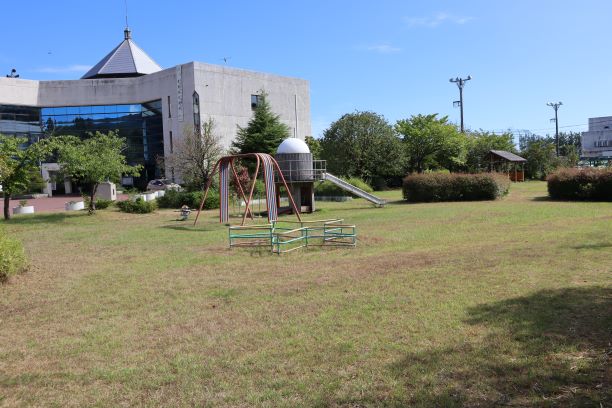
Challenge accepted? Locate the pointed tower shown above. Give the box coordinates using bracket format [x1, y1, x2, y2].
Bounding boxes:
[81, 28, 162, 79]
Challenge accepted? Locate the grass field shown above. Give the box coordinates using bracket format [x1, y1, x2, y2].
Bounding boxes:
[0, 182, 610, 407]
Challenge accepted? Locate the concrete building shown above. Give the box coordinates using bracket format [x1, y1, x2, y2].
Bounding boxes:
[0, 28, 311, 194]
[581, 116, 612, 160]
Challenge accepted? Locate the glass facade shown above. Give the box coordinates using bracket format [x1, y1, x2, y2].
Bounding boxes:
[0, 105, 43, 143]
[0, 101, 165, 188]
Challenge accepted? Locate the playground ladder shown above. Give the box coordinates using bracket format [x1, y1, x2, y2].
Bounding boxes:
[322, 173, 386, 207]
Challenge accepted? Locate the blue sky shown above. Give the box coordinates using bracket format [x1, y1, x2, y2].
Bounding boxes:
[2, 1, 612, 139]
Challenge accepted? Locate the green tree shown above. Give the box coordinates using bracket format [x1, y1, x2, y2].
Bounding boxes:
[232, 91, 290, 155]
[0, 135, 53, 220]
[55, 131, 141, 213]
[304, 136, 322, 160]
[320, 111, 404, 182]
[167, 119, 223, 191]
[465, 130, 516, 172]
[395, 114, 465, 173]
[520, 136, 557, 179]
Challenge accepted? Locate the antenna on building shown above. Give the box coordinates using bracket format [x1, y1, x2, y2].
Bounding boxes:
[123, 0, 131, 39]
[124, 0, 129, 28]
[6, 68, 19, 78]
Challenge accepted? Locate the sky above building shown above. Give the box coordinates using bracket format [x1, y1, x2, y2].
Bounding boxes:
[2, 1, 611, 140]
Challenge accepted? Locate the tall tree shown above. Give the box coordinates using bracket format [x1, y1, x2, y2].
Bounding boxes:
[395, 114, 465, 173]
[465, 130, 516, 172]
[0, 135, 53, 220]
[55, 131, 141, 213]
[232, 91, 290, 155]
[519, 136, 557, 179]
[320, 111, 404, 182]
[304, 136, 322, 160]
[166, 119, 223, 191]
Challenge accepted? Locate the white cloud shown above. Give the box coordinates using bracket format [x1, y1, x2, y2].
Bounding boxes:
[33, 64, 91, 73]
[364, 44, 402, 54]
[405, 12, 473, 28]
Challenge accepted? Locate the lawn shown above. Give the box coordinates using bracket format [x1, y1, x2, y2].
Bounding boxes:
[0, 182, 610, 407]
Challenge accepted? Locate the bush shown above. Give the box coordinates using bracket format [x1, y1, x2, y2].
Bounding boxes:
[157, 190, 220, 209]
[547, 168, 612, 201]
[116, 198, 157, 214]
[403, 173, 511, 202]
[315, 177, 373, 197]
[84, 197, 114, 210]
[0, 228, 27, 282]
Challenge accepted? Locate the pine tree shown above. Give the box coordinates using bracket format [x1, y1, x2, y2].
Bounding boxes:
[232, 91, 290, 155]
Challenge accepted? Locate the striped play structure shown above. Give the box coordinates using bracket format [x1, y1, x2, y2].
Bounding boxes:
[193, 153, 302, 226]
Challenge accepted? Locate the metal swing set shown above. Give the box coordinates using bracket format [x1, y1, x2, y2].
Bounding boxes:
[192, 153, 356, 253]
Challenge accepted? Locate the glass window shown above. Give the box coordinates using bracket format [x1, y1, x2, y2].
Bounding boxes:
[91, 105, 105, 114]
[66, 106, 79, 115]
[104, 105, 117, 114]
[79, 106, 92, 115]
[193, 91, 200, 129]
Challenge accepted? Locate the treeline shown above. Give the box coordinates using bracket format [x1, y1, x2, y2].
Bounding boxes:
[307, 111, 583, 189]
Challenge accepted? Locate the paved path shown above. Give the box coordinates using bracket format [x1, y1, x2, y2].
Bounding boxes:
[8, 194, 129, 215]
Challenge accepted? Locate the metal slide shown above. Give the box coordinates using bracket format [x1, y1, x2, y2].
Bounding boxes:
[322, 173, 386, 207]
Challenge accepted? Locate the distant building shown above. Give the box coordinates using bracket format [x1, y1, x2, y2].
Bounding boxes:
[0, 28, 311, 193]
[581, 117, 612, 159]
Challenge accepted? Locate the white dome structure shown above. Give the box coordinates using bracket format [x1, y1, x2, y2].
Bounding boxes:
[277, 138, 310, 154]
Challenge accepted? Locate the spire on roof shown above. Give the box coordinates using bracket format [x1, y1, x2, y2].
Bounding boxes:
[81, 28, 161, 80]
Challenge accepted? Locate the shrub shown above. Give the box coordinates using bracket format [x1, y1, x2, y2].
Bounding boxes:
[403, 173, 511, 202]
[315, 177, 373, 197]
[0, 228, 27, 282]
[157, 190, 220, 209]
[547, 168, 612, 201]
[116, 198, 157, 214]
[84, 197, 114, 210]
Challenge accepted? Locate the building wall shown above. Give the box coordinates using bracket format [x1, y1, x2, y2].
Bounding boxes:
[581, 116, 612, 158]
[0, 63, 311, 179]
[191, 62, 311, 147]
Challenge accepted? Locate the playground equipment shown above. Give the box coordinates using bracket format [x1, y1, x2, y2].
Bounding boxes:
[228, 218, 356, 254]
[321, 173, 386, 207]
[193, 152, 302, 226]
[274, 138, 386, 210]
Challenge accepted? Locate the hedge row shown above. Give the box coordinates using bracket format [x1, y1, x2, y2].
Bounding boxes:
[403, 173, 511, 202]
[0, 227, 27, 282]
[547, 168, 612, 201]
[157, 190, 220, 209]
[314, 177, 373, 197]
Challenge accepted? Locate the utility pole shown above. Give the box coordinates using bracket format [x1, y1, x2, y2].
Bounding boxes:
[449, 75, 471, 132]
[546, 101, 563, 156]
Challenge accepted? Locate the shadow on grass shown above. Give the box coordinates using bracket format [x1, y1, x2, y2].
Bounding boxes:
[321, 287, 611, 406]
[1, 212, 89, 225]
[571, 242, 612, 250]
[531, 195, 552, 201]
[385, 287, 611, 407]
[159, 224, 218, 232]
[533, 196, 612, 203]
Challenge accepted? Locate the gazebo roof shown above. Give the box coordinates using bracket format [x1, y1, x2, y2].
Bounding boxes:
[489, 150, 527, 162]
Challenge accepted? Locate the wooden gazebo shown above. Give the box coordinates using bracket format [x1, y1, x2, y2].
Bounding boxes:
[487, 150, 527, 182]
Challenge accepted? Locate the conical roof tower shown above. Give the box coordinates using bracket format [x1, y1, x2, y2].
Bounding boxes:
[82, 28, 162, 79]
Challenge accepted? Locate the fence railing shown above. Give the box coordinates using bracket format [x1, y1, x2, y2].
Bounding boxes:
[228, 218, 356, 254]
[274, 159, 327, 182]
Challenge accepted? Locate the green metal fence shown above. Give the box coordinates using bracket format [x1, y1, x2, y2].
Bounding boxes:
[228, 219, 356, 254]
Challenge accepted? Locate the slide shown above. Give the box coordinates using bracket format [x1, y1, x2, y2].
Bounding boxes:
[322, 173, 386, 207]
